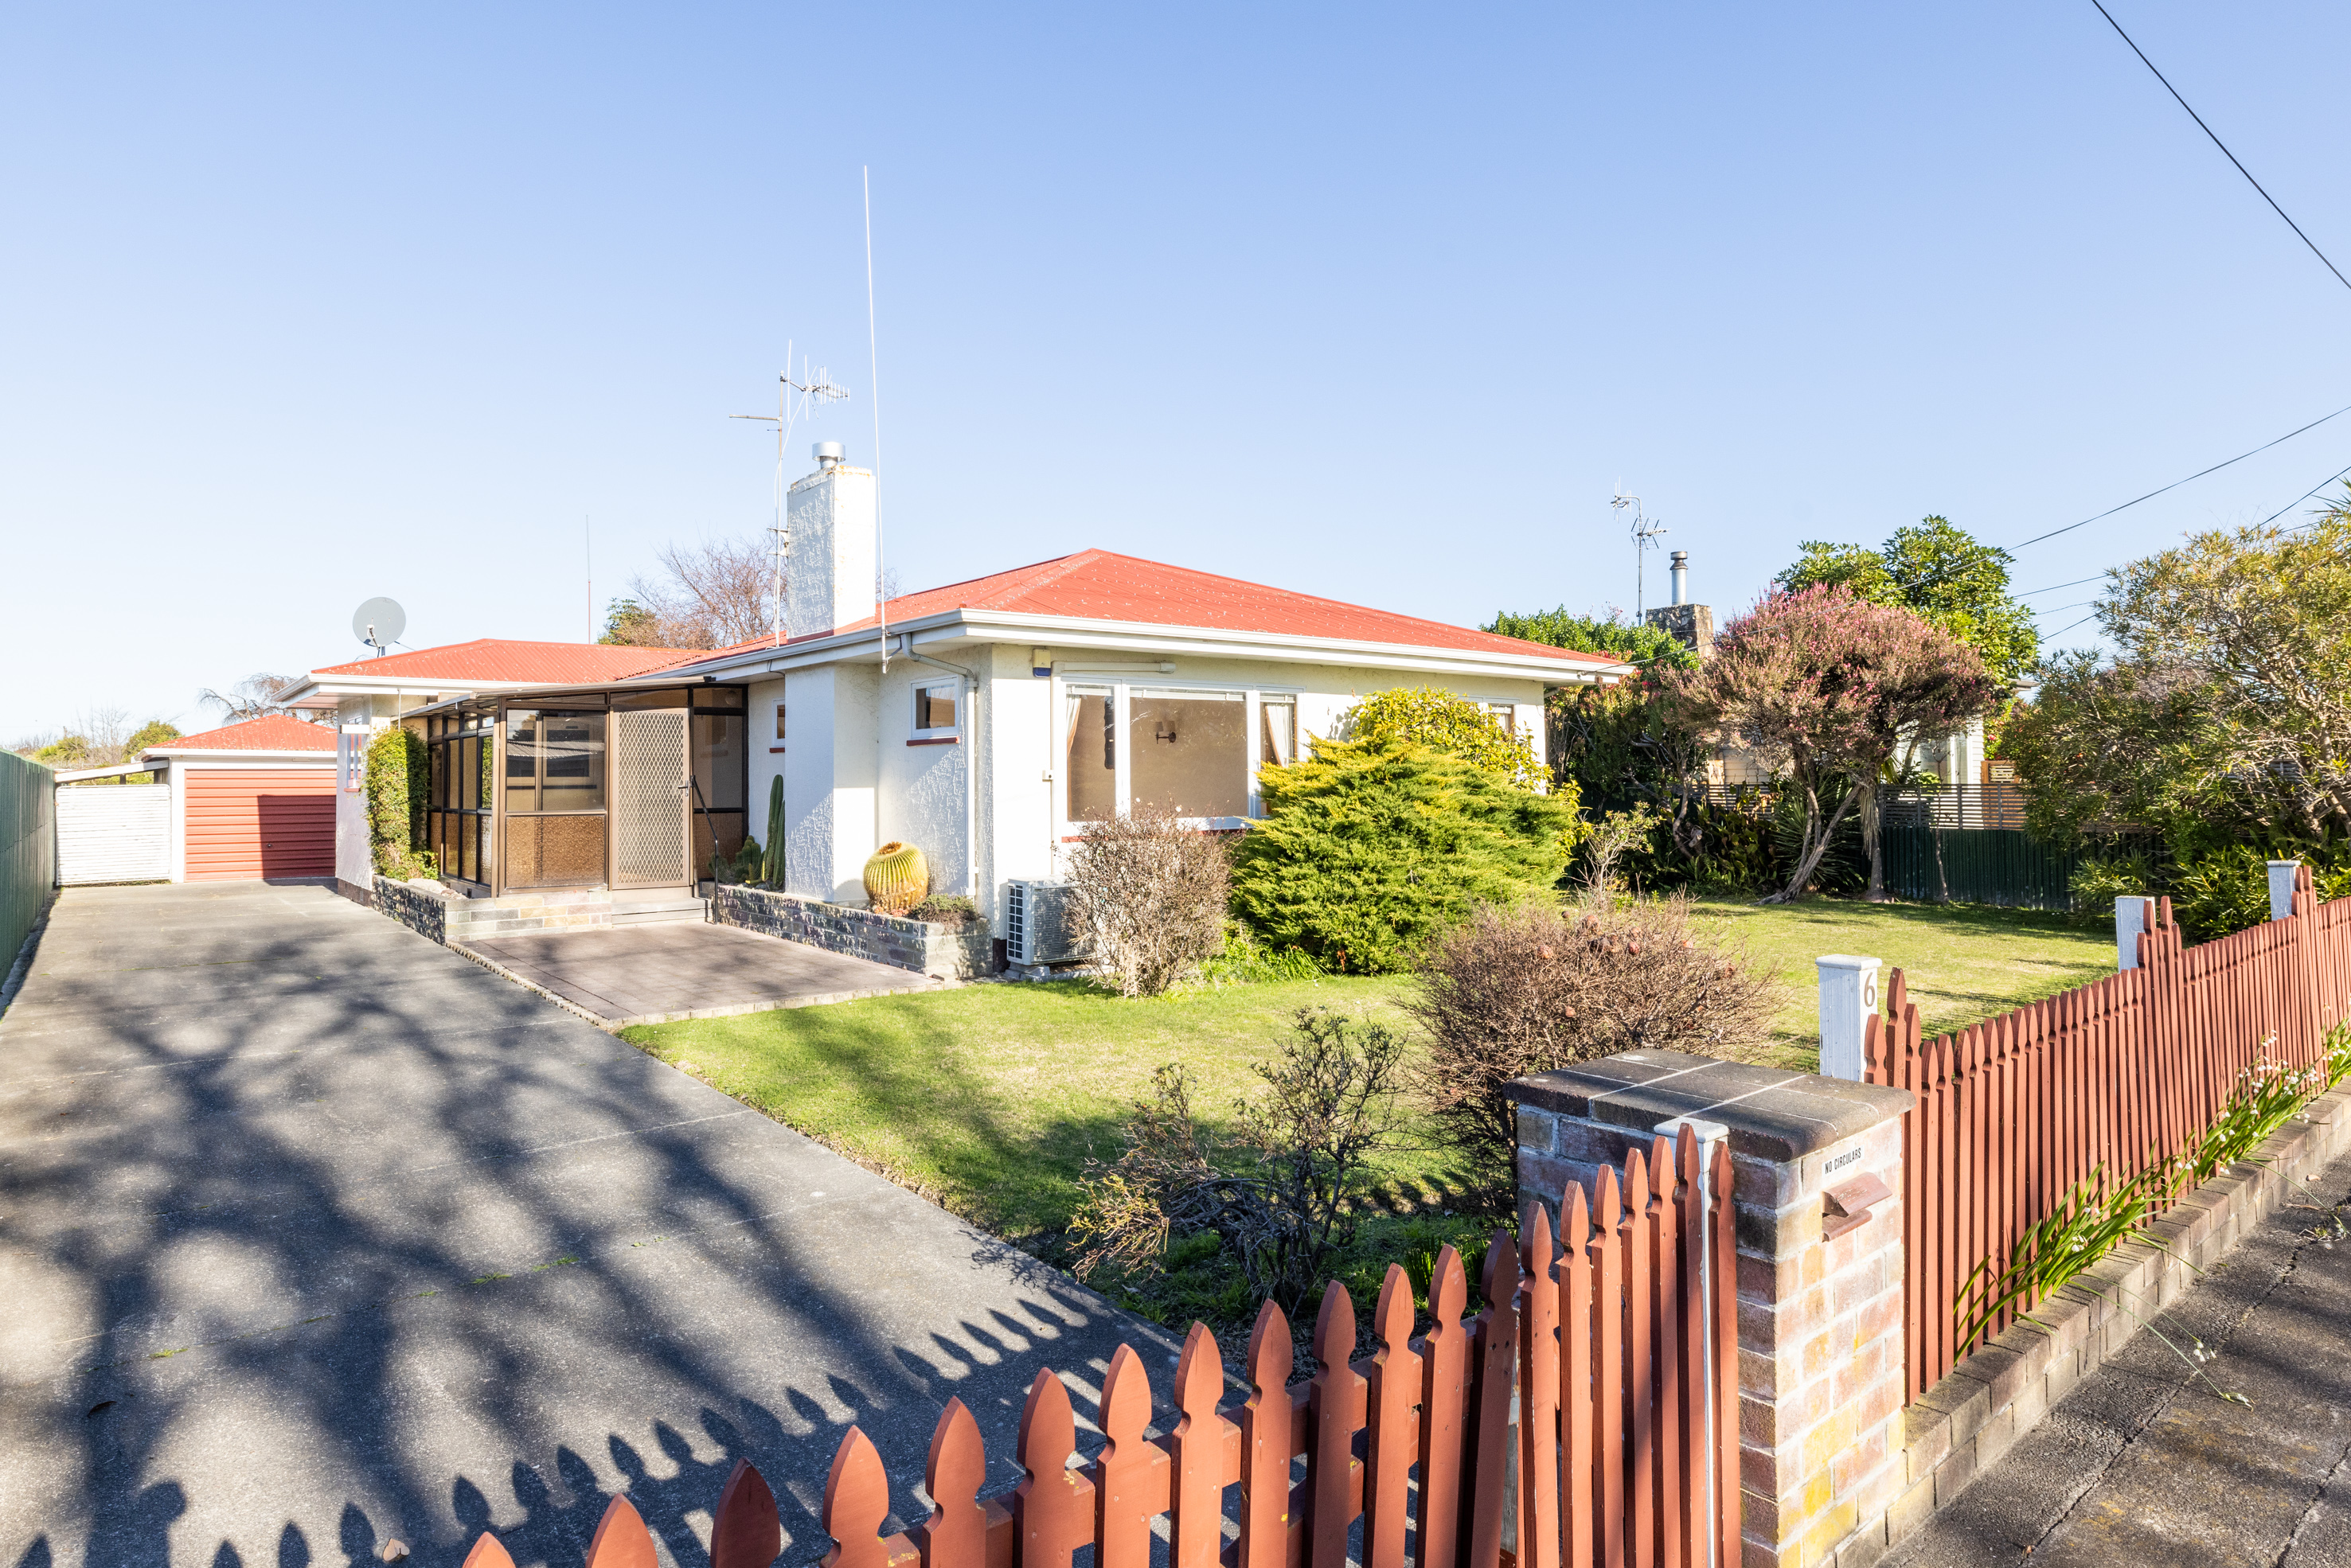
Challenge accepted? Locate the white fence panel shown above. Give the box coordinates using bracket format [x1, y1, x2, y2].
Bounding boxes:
[56, 784, 170, 885]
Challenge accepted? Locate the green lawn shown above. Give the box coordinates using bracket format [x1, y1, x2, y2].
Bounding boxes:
[625, 898, 2117, 1247]
[629, 973, 1420, 1241]
[1685, 897, 2116, 1068]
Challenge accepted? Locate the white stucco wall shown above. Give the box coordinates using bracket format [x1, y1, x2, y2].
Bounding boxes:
[781, 664, 881, 903]
[875, 659, 975, 898]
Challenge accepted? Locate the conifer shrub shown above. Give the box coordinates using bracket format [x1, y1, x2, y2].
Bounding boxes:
[1340, 687, 1544, 786]
[1409, 896, 1774, 1199]
[1229, 736, 1583, 973]
[364, 726, 434, 879]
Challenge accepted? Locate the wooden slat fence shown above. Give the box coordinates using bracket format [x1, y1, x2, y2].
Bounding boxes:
[1864, 863, 2351, 1400]
[447, 1132, 1739, 1568]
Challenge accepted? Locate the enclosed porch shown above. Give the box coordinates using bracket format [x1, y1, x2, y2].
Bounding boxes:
[412, 679, 751, 899]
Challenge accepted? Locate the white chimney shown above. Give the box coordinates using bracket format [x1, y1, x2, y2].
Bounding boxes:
[787, 442, 877, 638]
[1669, 549, 1689, 607]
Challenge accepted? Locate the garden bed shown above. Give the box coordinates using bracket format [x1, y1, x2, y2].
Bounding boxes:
[710, 883, 992, 979]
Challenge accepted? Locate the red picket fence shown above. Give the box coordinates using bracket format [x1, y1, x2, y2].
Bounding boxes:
[1864, 864, 2351, 1400]
[448, 1131, 1737, 1568]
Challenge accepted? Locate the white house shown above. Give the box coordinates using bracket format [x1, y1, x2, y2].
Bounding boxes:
[641, 445, 1633, 925]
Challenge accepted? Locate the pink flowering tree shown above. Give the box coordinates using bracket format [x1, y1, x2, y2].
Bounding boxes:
[1667, 585, 2001, 903]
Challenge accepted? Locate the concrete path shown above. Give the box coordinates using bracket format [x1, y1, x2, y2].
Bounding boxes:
[0, 883, 1167, 1568]
[1886, 1143, 2351, 1566]
[464, 923, 934, 1026]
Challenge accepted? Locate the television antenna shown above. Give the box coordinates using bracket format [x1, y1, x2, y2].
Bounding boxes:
[732, 342, 849, 646]
[1614, 490, 1667, 617]
[351, 597, 406, 659]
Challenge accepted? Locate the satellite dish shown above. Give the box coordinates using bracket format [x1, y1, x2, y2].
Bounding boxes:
[352, 597, 406, 655]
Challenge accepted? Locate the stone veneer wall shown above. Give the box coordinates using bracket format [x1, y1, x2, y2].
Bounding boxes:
[372, 876, 447, 943]
[712, 883, 993, 979]
[369, 877, 611, 946]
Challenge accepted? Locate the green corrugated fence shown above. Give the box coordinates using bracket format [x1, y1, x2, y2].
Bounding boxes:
[2, 751, 57, 976]
[1881, 824, 2080, 911]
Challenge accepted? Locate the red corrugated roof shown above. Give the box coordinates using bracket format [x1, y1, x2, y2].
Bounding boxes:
[310, 639, 693, 683]
[148, 716, 340, 754]
[672, 551, 1620, 670]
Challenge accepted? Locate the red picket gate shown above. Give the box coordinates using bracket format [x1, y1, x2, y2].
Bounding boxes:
[1865, 864, 2351, 1399]
[447, 1131, 1739, 1568]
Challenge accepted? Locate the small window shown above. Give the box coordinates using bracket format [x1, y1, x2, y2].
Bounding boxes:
[913, 681, 959, 737]
[774, 702, 787, 743]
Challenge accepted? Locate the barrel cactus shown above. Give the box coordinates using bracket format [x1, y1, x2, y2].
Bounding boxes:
[863, 841, 929, 915]
[761, 775, 786, 886]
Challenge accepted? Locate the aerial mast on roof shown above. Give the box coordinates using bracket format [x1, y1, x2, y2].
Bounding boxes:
[1614, 488, 1667, 618]
[732, 342, 849, 647]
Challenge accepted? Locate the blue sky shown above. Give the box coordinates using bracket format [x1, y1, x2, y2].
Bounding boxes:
[6, 2, 2350, 739]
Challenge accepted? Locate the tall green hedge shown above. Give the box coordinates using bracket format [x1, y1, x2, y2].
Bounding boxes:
[365, 727, 432, 879]
[1230, 735, 1583, 973]
[0, 751, 55, 978]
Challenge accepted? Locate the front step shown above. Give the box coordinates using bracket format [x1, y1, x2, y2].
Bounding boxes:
[610, 895, 709, 927]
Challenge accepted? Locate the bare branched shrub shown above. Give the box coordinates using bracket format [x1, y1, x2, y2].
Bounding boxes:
[1063, 810, 1230, 997]
[1408, 896, 1775, 1199]
[1068, 1008, 1406, 1313]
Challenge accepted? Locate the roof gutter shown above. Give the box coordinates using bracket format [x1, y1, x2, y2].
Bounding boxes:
[661, 609, 1631, 685]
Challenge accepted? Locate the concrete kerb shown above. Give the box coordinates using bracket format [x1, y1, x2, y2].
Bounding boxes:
[1854, 1076, 2351, 1567]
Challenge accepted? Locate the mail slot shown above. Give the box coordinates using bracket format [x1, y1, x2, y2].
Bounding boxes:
[1822, 1171, 1891, 1242]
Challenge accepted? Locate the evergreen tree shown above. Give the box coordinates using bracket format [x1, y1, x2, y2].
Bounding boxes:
[1231, 736, 1583, 973]
[1484, 607, 1698, 671]
[1777, 517, 2037, 686]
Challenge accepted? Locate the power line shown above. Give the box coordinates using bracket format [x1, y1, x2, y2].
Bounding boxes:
[2088, 0, 2351, 296]
[2007, 397, 2351, 551]
[2045, 612, 2103, 641]
[2266, 462, 2351, 527]
[2015, 575, 2107, 596]
[2032, 600, 2096, 615]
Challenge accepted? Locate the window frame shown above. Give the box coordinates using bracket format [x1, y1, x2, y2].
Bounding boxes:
[1053, 677, 1299, 838]
[912, 679, 961, 741]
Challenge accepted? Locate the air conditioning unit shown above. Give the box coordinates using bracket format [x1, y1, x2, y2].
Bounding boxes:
[1006, 880, 1085, 967]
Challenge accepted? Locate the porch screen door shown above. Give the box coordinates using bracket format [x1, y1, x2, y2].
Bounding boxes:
[612, 708, 689, 888]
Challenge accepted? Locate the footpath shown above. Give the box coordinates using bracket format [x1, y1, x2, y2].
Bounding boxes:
[1885, 1142, 2351, 1566]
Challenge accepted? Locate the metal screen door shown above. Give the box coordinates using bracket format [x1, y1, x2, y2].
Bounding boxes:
[612, 708, 689, 888]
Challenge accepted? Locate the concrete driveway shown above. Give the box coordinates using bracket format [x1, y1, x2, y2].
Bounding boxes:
[0, 883, 1166, 1568]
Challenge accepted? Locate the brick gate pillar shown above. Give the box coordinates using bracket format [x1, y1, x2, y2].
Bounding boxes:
[1510, 1052, 1913, 1568]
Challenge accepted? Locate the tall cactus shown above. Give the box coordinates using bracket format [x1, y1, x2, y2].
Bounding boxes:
[761, 774, 786, 886]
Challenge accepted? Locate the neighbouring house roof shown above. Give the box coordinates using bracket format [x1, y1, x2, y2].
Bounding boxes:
[308, 640, 692, 684]
[278, 638, 702, 711]
[144, 716, 339, 756]
[662, 550, 1628, 680]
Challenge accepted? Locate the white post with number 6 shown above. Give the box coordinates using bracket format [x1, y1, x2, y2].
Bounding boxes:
[1816, 954, 1884, 1082]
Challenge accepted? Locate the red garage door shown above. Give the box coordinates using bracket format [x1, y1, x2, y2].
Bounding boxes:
[186, 769, 337, 880]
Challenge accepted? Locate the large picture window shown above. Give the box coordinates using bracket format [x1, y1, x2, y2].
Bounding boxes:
[1130, 689, 1247, 818]
[1061, 684, 1293, 830]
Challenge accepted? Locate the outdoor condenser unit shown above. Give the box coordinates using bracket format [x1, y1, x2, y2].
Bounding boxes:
[1005, 880, 1084, 966]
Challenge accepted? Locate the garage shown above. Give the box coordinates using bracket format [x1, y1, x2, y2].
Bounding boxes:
[141, 716, 340, 882]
